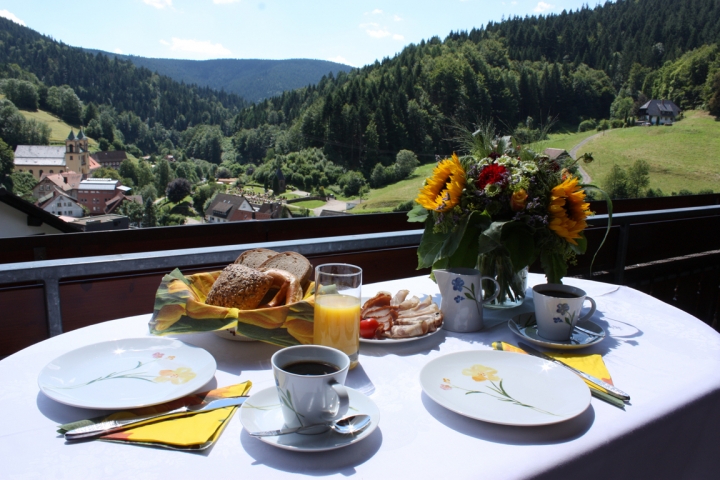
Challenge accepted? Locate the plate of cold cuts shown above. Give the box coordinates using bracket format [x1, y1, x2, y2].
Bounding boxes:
[359, 290, 444, 344]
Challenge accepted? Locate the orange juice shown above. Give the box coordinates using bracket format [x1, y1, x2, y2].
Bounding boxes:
[314, 294, 360, 368]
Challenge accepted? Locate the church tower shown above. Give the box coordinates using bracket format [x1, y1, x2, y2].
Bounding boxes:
[65, 129, 90, 178]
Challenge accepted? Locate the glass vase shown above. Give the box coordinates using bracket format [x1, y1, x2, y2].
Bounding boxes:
[478, 251, 528, 309]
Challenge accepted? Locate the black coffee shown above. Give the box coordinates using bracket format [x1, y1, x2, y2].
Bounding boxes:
[282, 361, 339, 376]
[539, 290, 580, 299]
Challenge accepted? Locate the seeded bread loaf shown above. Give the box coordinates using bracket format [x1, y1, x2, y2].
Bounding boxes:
[205, 264, 274, 310]
[234, 248, 279, 269]
[258, 251, 313, 288]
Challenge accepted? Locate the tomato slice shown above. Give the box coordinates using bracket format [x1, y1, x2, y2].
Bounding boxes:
[359, 318, 379, 339]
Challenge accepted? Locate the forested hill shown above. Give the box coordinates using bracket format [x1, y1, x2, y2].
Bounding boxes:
[232, 0, 720, 171]
[480, 0, 720, 84]
[0, 17, 247, 130]
[86, 52, 353, 104]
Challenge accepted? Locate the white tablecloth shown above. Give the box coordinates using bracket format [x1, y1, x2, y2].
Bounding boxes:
[2, 274, 720, 479]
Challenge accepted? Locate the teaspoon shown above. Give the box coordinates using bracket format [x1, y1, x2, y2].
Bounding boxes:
[249, 414, 371, 437]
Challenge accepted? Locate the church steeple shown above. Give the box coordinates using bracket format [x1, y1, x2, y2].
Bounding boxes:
[67, 129, 76, 141]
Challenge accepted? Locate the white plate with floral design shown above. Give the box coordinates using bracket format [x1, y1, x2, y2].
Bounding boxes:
[419, 350, 590, 426]
[240, 386, 380, 452]
[38, 338, 216, 409]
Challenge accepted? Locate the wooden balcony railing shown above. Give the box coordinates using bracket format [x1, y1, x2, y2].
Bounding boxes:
[1, 195, 719, 358]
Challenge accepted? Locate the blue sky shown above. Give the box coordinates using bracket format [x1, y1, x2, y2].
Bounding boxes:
[0, 1, 598, 67]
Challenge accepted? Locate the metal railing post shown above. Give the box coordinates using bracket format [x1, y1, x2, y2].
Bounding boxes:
[43, 278, 64, 337]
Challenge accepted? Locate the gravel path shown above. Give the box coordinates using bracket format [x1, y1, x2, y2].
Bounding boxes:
[568, 130, 615, 184]
[313, 199, 347, 216]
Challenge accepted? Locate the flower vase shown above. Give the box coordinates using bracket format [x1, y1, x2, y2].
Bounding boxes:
[478, 252, 528, 309]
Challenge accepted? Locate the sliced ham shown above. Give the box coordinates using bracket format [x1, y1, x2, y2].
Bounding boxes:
[390, 290, 409, 306]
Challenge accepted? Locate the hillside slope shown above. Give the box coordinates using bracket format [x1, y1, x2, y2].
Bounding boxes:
[87, 52, 353, 103]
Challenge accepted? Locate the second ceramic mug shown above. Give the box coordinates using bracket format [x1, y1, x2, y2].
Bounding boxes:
[271, 345, 350, 431]
[532, 283, 597, 341]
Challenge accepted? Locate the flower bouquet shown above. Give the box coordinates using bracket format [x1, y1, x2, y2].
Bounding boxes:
[408, 125, 609, 307]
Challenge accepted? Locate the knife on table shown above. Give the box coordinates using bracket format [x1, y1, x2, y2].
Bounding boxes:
[517, 342, 630, 402]
[64, 396, 248, 441]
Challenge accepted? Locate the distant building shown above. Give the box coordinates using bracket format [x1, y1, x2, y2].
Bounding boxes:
[0, 188, 81, 238]
[90, 150, 128, 169]
[32, 172, 82, 200]
[77, 178, 132, 215]
[638, 100, 681, 125]
[36, 189, 85, 218]
[543, 148, 571, 161]
[67, 214, 130, 232]
[204, 193, 279, 223]
[13, 129, 90, 180]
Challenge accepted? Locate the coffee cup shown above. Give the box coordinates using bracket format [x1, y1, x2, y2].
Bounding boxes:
[271, 345, 350, 431]
[532, 284, 597, 341]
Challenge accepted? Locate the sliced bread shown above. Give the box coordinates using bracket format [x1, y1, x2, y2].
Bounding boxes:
[235, 248, 278, 269]
[258, 251, 313, 288]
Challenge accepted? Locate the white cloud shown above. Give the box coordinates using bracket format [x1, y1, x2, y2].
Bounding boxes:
[0, 9, 25, 26]
[327, 56, 353, 67]
[366, 27, 390, 39]
[371, 9, 383, 14]
[393, 34, 404, 41]
[114, 48, 123, 54]
[160, 38, 232, 57]
[393, 15, 402, 22]
[213, 0, 241, 3]
[534, 2, 554, 13]
[143, 0, 172, 9]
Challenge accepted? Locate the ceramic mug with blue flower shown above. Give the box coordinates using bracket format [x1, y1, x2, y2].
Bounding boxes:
[435, 268, 501, 332]
[532, 284, 597, 341]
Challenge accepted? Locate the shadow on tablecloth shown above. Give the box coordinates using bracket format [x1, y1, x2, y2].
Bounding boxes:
[421, 391, 595, 445]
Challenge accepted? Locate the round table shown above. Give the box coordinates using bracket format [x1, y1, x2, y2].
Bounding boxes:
[2, 274, 720, 479]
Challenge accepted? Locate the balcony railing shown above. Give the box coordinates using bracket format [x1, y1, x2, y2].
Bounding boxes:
[1, 195, 719, 358]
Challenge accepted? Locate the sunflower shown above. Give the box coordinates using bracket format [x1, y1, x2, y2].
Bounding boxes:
[548, 177, 591, 245]
[416, 153, 466, 212]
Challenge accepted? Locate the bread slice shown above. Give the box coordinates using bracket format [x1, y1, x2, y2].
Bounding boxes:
[258, 251, 313, 288]
[206, 264, 274, 310]
[235, 248, 278, 269]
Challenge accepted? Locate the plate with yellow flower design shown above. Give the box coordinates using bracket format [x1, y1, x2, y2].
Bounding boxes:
[38, 338, 216, 409]
[419, 350, 590, 426]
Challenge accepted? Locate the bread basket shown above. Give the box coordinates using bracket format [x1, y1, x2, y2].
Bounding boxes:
[149, 268, 315, 347]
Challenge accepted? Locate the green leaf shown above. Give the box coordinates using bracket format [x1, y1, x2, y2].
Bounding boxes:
[406, 203, 428, 223]
[477, 221, 504, 255]
[540, 250, 567, 284]
[417, 218, 447, 269]
[500, 221, 537, 272]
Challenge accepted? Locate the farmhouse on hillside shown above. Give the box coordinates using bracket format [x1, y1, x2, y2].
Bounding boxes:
[638, 99, 681, 125]
[90, 150, 128, 169]
[205, 193, 282, 223]
[13, 130, 91, 180]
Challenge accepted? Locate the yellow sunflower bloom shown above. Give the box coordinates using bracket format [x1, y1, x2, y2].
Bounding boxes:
[548, 177, 591, 245]
[416, 153, 465, 213]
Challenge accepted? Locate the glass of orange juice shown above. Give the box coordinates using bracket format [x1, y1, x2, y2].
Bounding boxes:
[314, 264, 362, 369]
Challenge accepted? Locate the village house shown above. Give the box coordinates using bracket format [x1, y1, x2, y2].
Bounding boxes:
[13, 130, 91, 180]
[77, 178, 132, 215]
[204, 193, 278, 223]
[31, 172, 83, 200]
[638, 99, 681, 125]
[0, 188, 82, 238]
[90, 150, 128, 170]
[36, 189, 85, 218]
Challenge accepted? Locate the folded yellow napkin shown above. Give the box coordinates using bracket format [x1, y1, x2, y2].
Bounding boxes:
[57, 381, 252, 451]
[492, 342, 624, 408]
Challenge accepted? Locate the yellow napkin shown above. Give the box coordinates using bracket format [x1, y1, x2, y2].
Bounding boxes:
[58, 381, 252, 451]
[492, 342, 624, 408]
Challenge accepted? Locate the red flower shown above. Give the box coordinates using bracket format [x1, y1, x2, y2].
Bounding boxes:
[476, 163, 508, 190]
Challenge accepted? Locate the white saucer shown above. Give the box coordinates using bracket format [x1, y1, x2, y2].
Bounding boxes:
[240, 386, 380, 452]
[508, 312, 605, 350]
